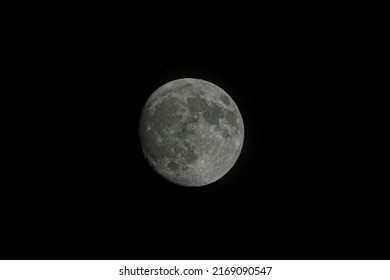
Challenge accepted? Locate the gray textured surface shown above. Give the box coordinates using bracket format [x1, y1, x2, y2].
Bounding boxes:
[139, 78, 244, 186]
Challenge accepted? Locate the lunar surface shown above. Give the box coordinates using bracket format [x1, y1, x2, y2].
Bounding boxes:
[139, 78, 244, 187]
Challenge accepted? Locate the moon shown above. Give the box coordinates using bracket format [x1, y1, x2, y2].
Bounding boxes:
[139, 78, 244, 187]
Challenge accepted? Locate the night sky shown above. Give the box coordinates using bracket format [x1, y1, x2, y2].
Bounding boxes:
[3, 6, 384, 261]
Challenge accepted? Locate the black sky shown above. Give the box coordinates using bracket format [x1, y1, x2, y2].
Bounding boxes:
[3, 6, 385, 261]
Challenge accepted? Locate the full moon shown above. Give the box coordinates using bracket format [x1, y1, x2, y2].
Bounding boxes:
[139, 78, 244, 187]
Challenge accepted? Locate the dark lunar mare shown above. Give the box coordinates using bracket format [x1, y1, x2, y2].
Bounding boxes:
[187, 95, 239, 136]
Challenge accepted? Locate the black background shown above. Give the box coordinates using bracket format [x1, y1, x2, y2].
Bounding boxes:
[3, 5, 386, 260]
